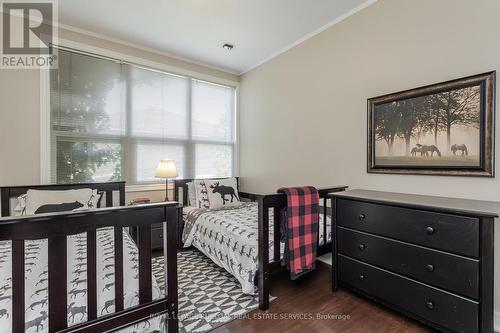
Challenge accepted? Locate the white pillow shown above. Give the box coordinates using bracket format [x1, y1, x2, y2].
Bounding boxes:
[25, 188, 100, 215]
[187, 182, 197, 207]
[204, 178, 240, 210]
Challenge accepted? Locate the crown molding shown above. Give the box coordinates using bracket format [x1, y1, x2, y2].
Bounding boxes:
[0, 6, 238, 75]
[5, 0, 378, 76]
[57, 23, 240, 76]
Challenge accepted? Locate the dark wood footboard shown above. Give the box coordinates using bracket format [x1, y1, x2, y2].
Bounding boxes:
[174, 178, 347, 311]
[241, 185, 348, 310]
[0, 183, 179, 333]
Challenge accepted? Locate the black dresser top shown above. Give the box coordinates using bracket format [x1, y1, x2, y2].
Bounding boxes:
[330, 189, 500, 218]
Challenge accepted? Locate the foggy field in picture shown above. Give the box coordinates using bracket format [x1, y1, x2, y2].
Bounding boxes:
[374, 84, 481, 167]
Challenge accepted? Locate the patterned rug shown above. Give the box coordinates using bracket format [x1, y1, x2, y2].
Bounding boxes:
[152, 249, 273, 333]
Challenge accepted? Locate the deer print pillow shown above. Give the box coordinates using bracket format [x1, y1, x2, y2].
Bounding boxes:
[203, 178, 241, 210]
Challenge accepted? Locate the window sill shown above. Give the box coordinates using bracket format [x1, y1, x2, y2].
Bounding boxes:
[126, 183, 173, 193]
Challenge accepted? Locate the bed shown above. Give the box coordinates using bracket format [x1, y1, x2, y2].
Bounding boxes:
[0, 182, 180, 333]
[174, 178, 347, 310]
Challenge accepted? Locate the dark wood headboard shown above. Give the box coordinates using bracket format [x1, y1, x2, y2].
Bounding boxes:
[174, 177, 239, 205]
[0, 181, 126, 217]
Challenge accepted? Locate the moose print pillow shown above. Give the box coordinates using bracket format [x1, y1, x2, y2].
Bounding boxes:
[198, 178, 240, 210]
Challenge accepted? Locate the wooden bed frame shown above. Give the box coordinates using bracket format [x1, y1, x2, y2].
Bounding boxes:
[174, 177, 347, 310]
[0, 181, 180, 333]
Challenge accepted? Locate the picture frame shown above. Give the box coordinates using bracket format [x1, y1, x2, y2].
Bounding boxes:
[367, 71, 495, 177]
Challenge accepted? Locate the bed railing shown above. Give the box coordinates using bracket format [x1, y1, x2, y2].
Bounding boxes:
[174, 178, 346, 311]
[0, 183, 179, 333]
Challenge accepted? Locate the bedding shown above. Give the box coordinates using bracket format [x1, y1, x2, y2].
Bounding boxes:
[0, 228, 164, 333]
[182, 202, 331, 294]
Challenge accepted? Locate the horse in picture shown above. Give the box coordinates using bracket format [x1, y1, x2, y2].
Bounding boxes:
[420, 144, 441, 157]
[411, 144, 441, 157]
[411, 146, 422, 156]
[451, 144, 468, 156]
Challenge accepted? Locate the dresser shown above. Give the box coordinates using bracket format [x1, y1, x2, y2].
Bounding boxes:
[329, 190, 498, 333]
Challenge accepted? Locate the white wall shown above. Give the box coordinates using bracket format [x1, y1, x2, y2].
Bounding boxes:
[239, 0, 500, 329]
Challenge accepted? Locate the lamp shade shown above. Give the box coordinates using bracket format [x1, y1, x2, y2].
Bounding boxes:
[155, 159, 178, 178]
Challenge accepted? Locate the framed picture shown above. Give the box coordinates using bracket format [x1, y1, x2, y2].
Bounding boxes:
[368, 71, 495, 177]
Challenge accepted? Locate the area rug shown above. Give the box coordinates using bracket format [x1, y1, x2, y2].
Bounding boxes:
[152, 249, 274, 333]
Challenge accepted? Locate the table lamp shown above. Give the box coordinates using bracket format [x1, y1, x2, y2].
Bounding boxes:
[155, 159, 178, 201]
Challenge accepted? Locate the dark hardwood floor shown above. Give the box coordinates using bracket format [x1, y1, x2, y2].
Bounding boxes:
[213, 262, 432, 333]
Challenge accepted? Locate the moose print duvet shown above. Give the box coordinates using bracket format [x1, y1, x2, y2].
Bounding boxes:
[182, 202, 331, 294]
[0, 228, 164, 333]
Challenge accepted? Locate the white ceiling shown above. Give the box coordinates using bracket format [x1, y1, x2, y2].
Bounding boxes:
[59, 0, 375, 74]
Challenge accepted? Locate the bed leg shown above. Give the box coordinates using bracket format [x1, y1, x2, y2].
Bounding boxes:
[259, 274, 269, 311]
[331, 197, 338, 293]
[258, 198, 270, 311]
[165, 206, 179, 332]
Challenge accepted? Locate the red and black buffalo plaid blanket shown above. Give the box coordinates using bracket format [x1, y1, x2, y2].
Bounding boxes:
[277, 186, 319, 280]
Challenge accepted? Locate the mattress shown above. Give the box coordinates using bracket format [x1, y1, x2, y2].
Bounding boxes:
[0, 228, 164, 333]
[182, 202, 331, 294]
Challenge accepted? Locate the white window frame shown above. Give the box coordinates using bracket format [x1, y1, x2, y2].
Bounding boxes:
[40, 38, 240, 192]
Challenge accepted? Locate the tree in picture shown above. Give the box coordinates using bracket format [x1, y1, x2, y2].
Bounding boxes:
[373, 86, 480, 166]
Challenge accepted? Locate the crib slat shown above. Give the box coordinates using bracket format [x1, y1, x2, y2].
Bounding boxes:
[48, 235, 67, 331]
[138, 224, 152, 304]
[0, 188, 10, 217]
[273, 207, 280, 263]
[114, 226, 124, 311]
[118, 183, 126, 206]
[105, 190, 113, 208]
[87, 230, 97, 321]
[12, 239, 24, 333]
[182, 186, 188, 206]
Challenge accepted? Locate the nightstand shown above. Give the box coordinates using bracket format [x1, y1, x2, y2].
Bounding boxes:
[129, 202, 183, 251]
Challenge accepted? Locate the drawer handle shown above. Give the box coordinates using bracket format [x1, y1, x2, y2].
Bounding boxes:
[358, 244, 366, 251]
[426, 226, 435, 235]
[358, 214, 366, 221]
[158, 233, 163, 238]
[359, 274, 365, 281]
[426, 301, 434, 310]
[426, 264, 434, 272]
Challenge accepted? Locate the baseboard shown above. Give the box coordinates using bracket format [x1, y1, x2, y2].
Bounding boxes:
[495, 310, 500, 332]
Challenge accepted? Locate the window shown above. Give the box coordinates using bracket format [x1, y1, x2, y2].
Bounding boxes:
[50, 49, 236, 184]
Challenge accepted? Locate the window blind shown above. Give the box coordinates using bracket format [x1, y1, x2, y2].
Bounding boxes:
[50, 48, 236, 184]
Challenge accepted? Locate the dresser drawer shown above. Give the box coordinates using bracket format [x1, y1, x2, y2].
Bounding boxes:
[151, 226, 164, 250]
[339, 255, 478, 333]
[338, 227, 479, 299]
[337, 199, 479, 258]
